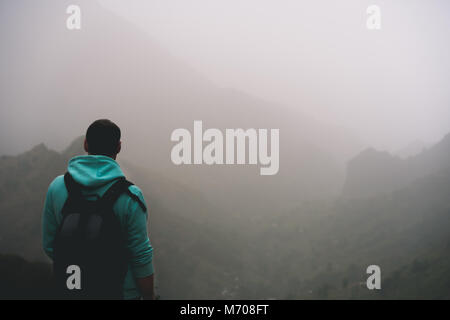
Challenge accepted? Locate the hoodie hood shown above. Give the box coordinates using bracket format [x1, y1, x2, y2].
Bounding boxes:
[67, 155, 125, 188]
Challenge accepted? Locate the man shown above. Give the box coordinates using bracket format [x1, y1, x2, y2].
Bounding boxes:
[42, 119, 154, 299]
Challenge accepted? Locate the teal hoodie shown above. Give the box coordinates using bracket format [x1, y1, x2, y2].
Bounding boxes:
[42, 155, 154, 299]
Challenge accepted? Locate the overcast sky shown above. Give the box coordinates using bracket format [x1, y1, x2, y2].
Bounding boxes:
[99, 0, 450, 151]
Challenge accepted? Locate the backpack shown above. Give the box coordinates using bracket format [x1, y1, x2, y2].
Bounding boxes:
[53, 172, 145, 299]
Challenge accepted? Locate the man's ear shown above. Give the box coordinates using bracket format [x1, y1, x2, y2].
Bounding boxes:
[84, 139, 89, 153]
[116, 141, 121, 155]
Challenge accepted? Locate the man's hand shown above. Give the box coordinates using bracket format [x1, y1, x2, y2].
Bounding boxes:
[136, 274, 155, 300]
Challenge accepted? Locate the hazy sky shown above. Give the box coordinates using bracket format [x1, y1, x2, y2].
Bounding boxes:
[99, 0, 450, 151]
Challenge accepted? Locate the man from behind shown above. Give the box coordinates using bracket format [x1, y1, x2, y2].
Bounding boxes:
[42, 119, 154, 299]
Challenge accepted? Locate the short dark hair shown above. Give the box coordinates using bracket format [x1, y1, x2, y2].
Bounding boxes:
[85, 119, 121, 156]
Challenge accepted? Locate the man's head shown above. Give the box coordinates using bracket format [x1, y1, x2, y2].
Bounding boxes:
[84, 119, 121, 159]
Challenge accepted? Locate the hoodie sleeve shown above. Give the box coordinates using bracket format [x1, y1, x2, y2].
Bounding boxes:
[122, 186, 154, 278]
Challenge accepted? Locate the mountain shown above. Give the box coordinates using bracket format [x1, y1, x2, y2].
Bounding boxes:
[0, 144, 67, 260]
[342, 133, 450, 198]
[1, 136, 450, 299]
[251, 162, 450, 299]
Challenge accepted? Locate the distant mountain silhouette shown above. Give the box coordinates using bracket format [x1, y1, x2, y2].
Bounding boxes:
[343, 133, 450, 198]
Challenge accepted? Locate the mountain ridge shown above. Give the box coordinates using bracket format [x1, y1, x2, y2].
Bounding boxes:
[343, 132, 450, 198]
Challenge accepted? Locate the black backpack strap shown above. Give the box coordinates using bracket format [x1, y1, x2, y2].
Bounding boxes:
[125, 187, 147, 212]
[62, 172, 86, 215]
[100, 178, 147, 212]
[64, 172, 83, 199]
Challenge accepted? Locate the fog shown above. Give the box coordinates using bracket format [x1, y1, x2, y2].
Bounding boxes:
[0, 0, 450, 299]
[1, 1, 449, 155]
[101, 0, 450, 151]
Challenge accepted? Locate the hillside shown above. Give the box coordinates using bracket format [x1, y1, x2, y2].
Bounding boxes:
[343, 133, 450, 198]
[248, 166, 450, 299]
[1, 135, 449, 299]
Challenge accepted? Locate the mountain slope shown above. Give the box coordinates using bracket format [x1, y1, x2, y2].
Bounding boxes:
[1, 136, 450, 299]
[343, 133, 450, 198]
